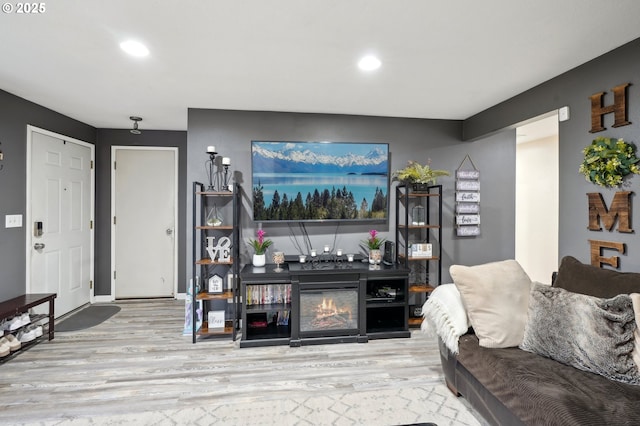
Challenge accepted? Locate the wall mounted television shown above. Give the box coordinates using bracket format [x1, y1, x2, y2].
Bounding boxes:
[251, 141, 389, 222]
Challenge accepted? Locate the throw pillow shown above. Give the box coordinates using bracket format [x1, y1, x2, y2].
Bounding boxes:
[553, 255, 640, 298]
[632, 293, 640, 369]
[521, 283, 640, 385]
[450, 259, 531, 348]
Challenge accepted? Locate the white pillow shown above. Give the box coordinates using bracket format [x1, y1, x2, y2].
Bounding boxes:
[450, 259, 532, 348]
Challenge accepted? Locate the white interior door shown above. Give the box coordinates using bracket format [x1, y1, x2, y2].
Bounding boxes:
[112, 147, 177, 299]
[28, 127, 93, 317]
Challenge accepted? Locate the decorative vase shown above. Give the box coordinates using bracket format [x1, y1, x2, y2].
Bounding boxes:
[206, 204, 223, 226]
[369, 249, 382, 264]
[252, 254, 266, 267]
[412, 205, 425, 225]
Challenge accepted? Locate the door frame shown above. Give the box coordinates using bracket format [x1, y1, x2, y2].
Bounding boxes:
[25, 125, 96, 302]
[110, 146, 179, 300]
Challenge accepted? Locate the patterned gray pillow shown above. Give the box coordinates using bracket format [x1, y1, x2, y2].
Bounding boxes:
[520, 282, 640, 385]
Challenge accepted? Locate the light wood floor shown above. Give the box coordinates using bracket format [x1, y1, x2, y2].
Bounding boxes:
[0, 299, 483, 425]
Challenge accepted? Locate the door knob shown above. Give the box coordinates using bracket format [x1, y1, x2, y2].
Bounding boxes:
[166, 228, 173, 235]
[34, 243, 45, 250]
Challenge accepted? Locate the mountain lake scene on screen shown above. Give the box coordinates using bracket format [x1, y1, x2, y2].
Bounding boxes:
[251, 141, 389, 221]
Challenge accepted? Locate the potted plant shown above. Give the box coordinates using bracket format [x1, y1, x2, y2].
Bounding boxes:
[248, 229, 273, 267]
[392, 160, 450, 191]
[362, 229, 385, 264]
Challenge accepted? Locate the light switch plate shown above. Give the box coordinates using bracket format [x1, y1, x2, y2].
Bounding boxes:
[559, 106, 570, 122]
[5, 214, 23, 228]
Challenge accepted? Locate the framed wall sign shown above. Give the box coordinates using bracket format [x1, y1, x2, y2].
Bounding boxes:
[456, 203, 479, 214]
[456, 170, 480, 180]
[456, 180, 480, 191]
[456, 226, 481, 236]
[455, 154, 480, 237]
[455, 192, 480, 202]
[456, 214, 481, 225]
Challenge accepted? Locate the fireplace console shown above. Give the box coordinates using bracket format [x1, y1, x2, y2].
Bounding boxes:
[239, 260, 410, 348]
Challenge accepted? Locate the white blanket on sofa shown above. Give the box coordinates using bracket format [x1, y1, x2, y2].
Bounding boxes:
[421, 283, 469, 354]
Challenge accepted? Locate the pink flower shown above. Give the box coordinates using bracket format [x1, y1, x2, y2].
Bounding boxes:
[249, 229, 273, 255]
[364, 229, 385, 250]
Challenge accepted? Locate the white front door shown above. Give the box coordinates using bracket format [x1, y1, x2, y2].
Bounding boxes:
[27, 127, 94, 317]
[112, 147, 177, 299]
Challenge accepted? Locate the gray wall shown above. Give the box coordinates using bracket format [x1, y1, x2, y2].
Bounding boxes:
[187, 109, 516, 285]
[0, 89, 96, 301]
[466, 37, 640, 272]
[424, 130, 517, 282]
[94, 129, 188, 295]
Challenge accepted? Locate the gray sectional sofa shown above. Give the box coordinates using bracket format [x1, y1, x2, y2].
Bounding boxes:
[426, 256, 640, 425]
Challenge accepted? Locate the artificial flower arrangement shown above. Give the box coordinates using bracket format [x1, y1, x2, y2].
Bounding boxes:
[248, 229, 273, 255]
[579, 136, 640, 187]
[392, 160, 450, 185]
[363, 229, 385, 250]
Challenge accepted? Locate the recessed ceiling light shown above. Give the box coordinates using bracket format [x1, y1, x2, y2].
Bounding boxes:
[358, 55, 381, 71]
[120, 40, 149, 57]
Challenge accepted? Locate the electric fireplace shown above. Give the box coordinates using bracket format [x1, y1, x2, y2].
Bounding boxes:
[291, 273, 366, 345]
[299, 288, 358, 333]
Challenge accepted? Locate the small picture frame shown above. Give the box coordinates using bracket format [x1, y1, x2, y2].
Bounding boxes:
[410, 243, 432, 258]
[208, 274, 223, 293]
[207, 310, 225, 331]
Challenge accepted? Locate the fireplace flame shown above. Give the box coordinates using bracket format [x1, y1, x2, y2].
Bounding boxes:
[315, 297, 352, 322]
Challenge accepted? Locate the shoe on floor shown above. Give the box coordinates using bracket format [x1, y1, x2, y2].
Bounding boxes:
[1, 335, 21, 352]
[17, 328, 36, 344]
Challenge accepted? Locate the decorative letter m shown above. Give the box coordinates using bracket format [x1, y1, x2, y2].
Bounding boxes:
[587, 192, 632, 233]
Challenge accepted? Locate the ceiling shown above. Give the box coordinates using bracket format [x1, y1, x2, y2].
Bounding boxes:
[2, 1, 640, 132]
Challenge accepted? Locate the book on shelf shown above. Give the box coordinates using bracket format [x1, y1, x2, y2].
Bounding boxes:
[246, 284, 291, 305]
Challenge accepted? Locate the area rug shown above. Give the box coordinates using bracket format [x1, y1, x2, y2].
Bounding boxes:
[56, 305, 121, 332]
[18, 386, 476, 426]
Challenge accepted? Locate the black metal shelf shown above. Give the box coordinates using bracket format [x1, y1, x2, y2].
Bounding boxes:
[395, 184, 442, 326]
[191, 182, 241, 343]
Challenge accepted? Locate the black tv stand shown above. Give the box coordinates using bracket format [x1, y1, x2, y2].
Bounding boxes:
[239, 261, 410, 348]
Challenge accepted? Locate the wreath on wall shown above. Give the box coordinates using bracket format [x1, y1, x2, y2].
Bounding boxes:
[579, 136, 640, 187]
